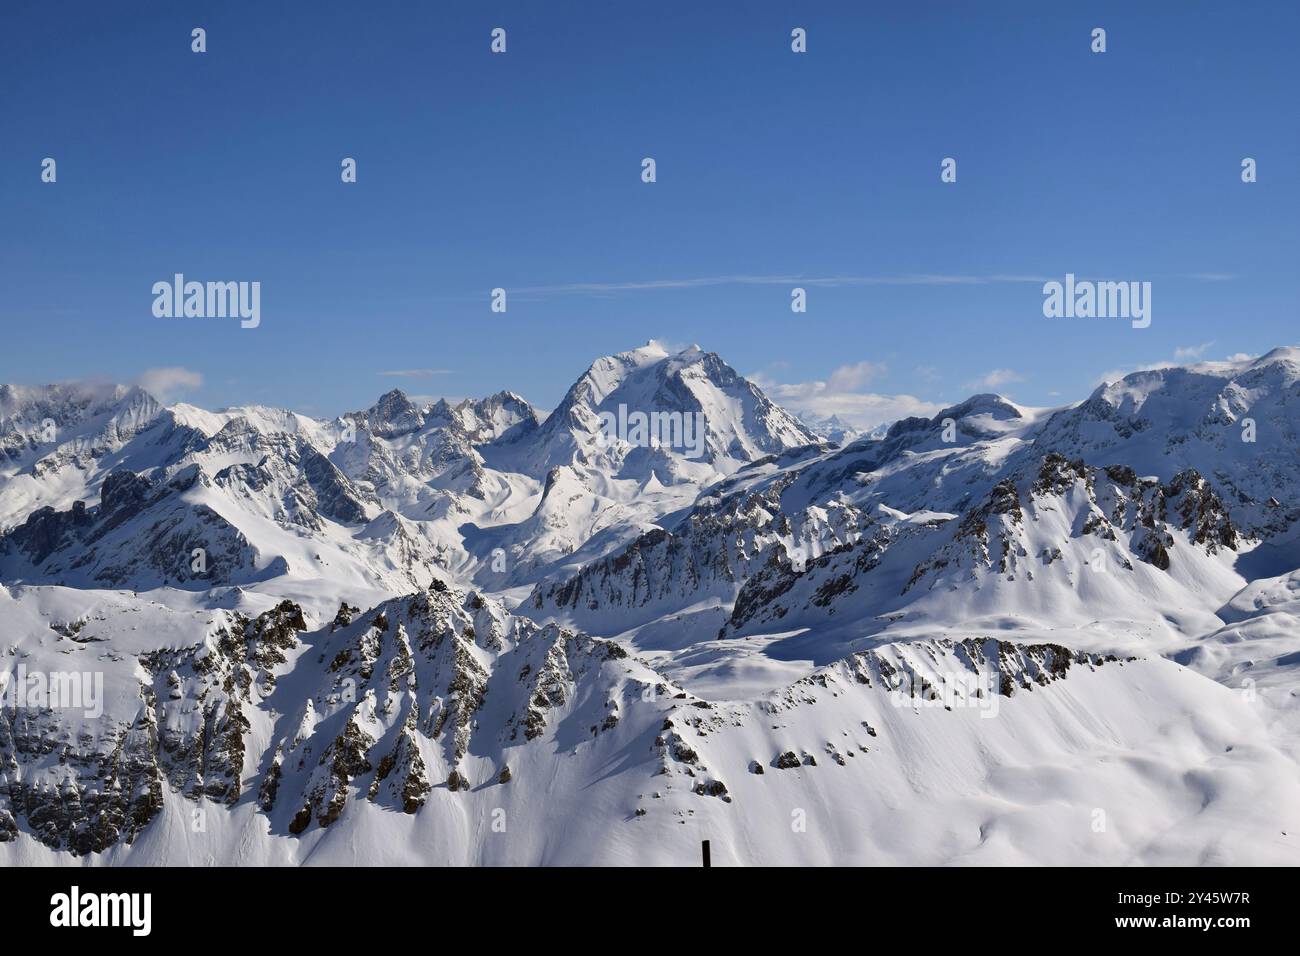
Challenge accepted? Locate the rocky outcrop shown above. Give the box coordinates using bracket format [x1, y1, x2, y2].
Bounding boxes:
[140, 601, 307, 805]
[528, 476, 870, 630]
[0, 704, 164, 855]
[0, 600, 307, 855]
[905, 454, 1238, 591]
[264, 583, 655, 835]
[0, 466, 266, 588]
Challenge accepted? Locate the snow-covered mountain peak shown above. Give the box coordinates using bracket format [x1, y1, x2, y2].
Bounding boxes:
[0, 382, 169, 522]
[2, 380, 131, 414]
[1247, 344, 1300, 374]
[800, 413, 863, 447]
[489, 342, 819, 480]
[1034, 344, 1300, 535]
[438, 390, 539, 444]
[632, 338, 674, 359]
[350, 388, 426, 439]
[0, 381, 162, 444]
[941, 392, 1027, 422]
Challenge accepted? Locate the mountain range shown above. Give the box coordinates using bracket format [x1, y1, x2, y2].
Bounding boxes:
[2, 342, 1299, 865]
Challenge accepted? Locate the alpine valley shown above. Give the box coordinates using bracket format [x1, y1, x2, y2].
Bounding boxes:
[2, 341, 1299, 866]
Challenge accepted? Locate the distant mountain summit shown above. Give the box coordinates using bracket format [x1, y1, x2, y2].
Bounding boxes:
[486, 340, 819, 479]
[799, 413, 862, 446]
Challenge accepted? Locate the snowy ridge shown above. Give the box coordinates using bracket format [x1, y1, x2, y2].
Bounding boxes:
[1034, 347, 1300, 535]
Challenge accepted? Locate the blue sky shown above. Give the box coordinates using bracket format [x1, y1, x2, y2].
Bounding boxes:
[1, 0, 1296, 425]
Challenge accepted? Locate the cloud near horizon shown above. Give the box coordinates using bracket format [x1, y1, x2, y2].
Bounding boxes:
[964, 368, 1024, 391]
[752, 363, 943, 431]
[503, 273, 1051, 299]
[133, 366, 203, 401]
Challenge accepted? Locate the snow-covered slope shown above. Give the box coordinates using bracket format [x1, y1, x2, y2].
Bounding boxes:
[1034, 348, 1300, 536]
[3, 581, 1294, 865]
[717, 455, 1242, 653]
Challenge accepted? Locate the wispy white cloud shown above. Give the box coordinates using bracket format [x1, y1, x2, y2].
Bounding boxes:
[424, 271, 1238, 302]
[964, 368, 1023, 391]
[501, 273, 1052, 299]
[134, 367, 203, 401]
[752, 364, 942, 431]
[1173, 342, 1215, 361]
[826, 361, 888, 392]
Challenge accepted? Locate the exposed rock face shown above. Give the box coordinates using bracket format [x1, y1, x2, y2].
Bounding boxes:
[906, 454, 1236, 591]
[1030, 349, 1300, 537]
[0, 704, 164, 855]
[837, 637, 1128, 700]
[1166, 469, 1238, 553]
[331, 601, 360, 631]
[0, 601, 307, 855]
[216, 442, 371, 529]
[0, 583, 701, 853]
[357, 389, 427, 440]
[335, 388, 539, 506]
[0, 581, 1205, 864]
[367, 715, 432, 813]
[207, 424, 375, 531]
[3, 501, 97, 566]
[263, 583, 649, 833]
[0, 466, 267, 589]
[501, 343, 819, 479]
[529, 435, 1248, 652]
[704, 452, 1246, 643]
[140, 600, 307, 806]
[520, 351, 1286, 650]
[528, 475, 871, 631]
[728, 534, 889, 634]
[0, 383, 166, 478]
